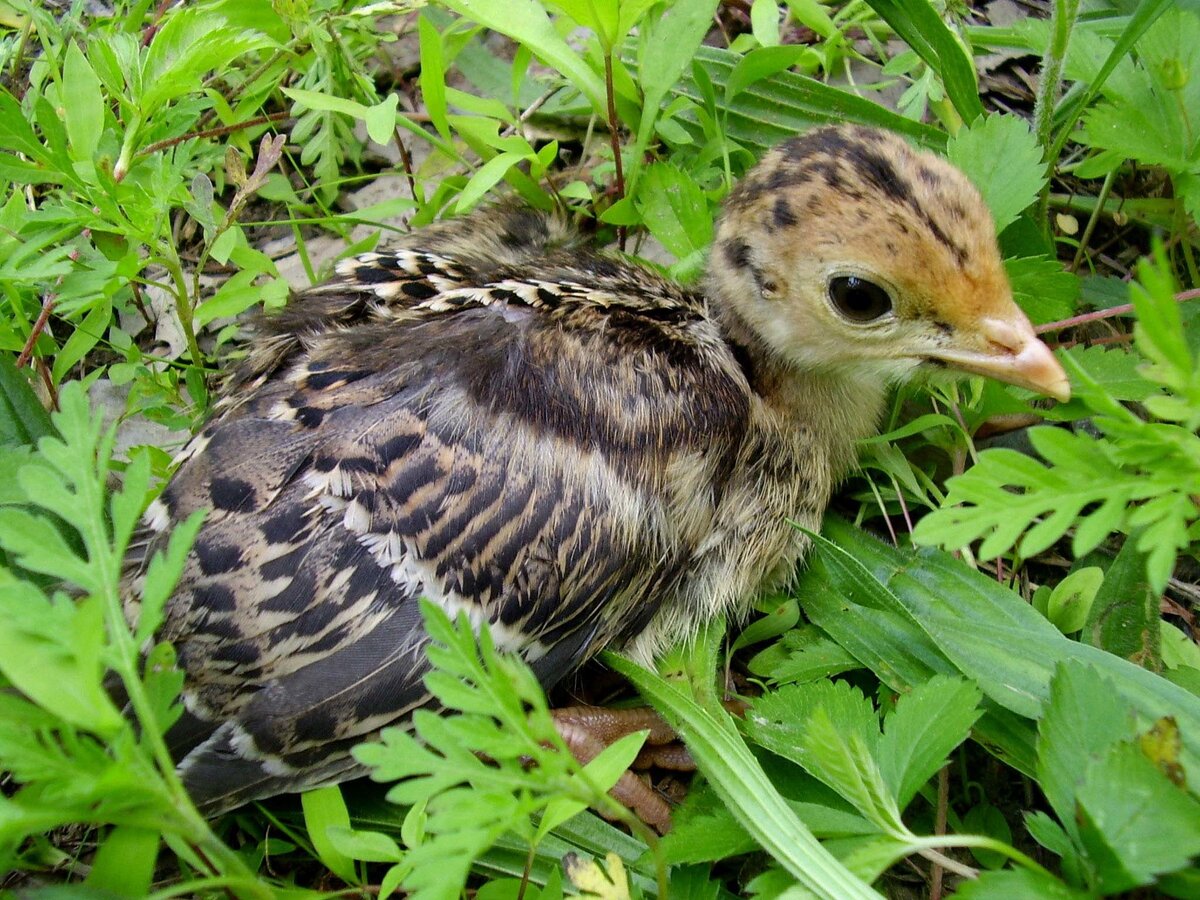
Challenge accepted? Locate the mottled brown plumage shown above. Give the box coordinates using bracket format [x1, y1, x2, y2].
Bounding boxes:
[128, 125, 1068, 815]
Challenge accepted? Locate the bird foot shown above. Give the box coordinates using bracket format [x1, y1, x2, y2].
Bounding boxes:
[551, 704, 709, 834]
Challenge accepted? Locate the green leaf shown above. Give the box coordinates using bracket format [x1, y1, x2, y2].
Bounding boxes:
[861, 0, 985, 122]
[1131, 244, 1193, 390]
[725, 46, 811, 102]
[1057, 344, 1158, 404]
[418, 14, 452, 143]
[0, 87, 53, 169]
[1083, 539, 1160, 670]
[0, 507, 96, 589]
[810, 519, 1200, 776]
[1043, 566, 1103, 635]
[0, 585, 123, 735]
[52, 297, 112, 384]
[1080, 8, 1200, 175]
[799, 707, 904, 833]
[953, 868, 1091, 899]
[62, 41, 105, 163]
[605, 654, 880, 899]
[635, 161, 713, 260]
[363, 93, 401, 146]
[662, 46, 945, 155]
[456, 151, 526, 212]
[440, 0, 606, 114]
[85, 826, 159, 897]
[747, 622, 861, 685]
[946, 115, 1046, 234]
[1005, 255, 1079, 325]
[878, 675, 982, 809]
[1035, 660, 1137, 839]
[302, 785, 359, 885]
[1076, 741, 1200, 893]
[326, 825, 403, 863]
[0, 354, 56, 447]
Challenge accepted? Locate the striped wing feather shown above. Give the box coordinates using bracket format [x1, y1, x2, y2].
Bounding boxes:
[142, 209, 750, 813]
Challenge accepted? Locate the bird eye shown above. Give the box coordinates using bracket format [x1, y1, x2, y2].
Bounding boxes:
[827, 275, 893, 323]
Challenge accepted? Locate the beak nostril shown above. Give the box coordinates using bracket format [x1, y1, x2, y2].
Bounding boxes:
[979, 317, 1026, 353]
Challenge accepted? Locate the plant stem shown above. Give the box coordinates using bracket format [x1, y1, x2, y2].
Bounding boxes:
[1070, 168, 1116, 272]
[161, 250, 204, 366]
[1036, 288, 1200, 334]
[603, 52, 627, 251]
[930, 765, 950, 900]
[1033, 0, 1081, 233]
[1173, 198, 1200, 286]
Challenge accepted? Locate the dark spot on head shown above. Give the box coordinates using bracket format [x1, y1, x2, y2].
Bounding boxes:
[210, 477, 256, 512]
[917, 165, 942, 188]
[723, 238, 752, 271]
[848, 146, 913, 209]
[932, 320, 953, 336]
[772, 197, 797, 229]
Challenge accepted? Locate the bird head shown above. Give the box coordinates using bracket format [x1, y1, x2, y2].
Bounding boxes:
[709, 126, 1069, 402]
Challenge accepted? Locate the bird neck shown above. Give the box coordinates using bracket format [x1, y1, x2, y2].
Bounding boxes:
[713, 303, 889, 478]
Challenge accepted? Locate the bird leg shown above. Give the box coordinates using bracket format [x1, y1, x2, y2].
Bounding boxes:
[552, 706, 680, 834]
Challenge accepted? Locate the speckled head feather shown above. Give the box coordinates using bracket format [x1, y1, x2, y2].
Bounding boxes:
[711, 126, 1065, 399]
[129, 126, 1067, 816]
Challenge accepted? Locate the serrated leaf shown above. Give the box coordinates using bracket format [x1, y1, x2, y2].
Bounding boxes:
[1004, 255, 1079, 324]
[946, 114, 1045, 233]
[1076, 741, 1200, 893]
[1036, 661, 1135, 835]
[799, 707, 904, 833]
[1059, 344, 1157, 403]
[877, 675, 982, 808]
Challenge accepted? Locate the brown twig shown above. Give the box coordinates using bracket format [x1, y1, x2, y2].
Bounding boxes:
[137, 112, 292, 160]
[930, 765, 950, 900]
[603, 53, 627, 251]
[16, 293, 56, 369]
[1036, 288, 1200, 335]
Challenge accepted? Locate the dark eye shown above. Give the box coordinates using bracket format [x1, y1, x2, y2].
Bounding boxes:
[828, 275, 893, 323]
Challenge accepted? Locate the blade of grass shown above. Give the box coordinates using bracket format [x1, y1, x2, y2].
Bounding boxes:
[605, 654, 881, 900]
[861, 0, 984, 124]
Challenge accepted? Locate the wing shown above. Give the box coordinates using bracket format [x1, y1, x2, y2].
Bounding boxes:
[141, 217, 750, 814]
